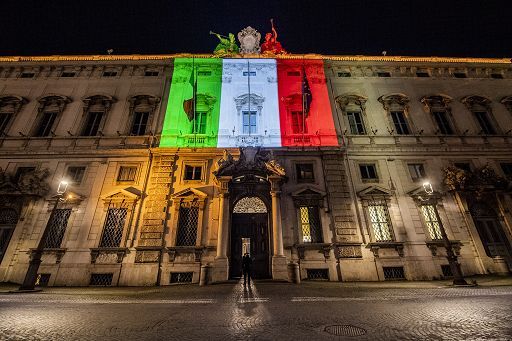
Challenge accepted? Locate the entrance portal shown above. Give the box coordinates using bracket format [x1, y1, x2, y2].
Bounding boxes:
[230, 197, 270, 279]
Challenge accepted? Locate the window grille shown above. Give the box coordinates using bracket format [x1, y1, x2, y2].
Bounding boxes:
[35, 273, 51, 286]
[184, 165, 202, 181]
[346, 111, 366, 135]
[432, 111, 454, 135]
[359, 164, 378, 180]
[408, 164, 426, 182]
[117, 166, 137, 182]
[0, 113, 12, 134]
[192, 112, 207, 134]
[306, 269, 329, 280]
[299, 206, 322, 243]
[441, 265, 453, 277]
[390, 111, 410, 134]
[296, 163, 314, 182]
[99, 208, 127, 247]
[176, 201, 199, 246]
[89, 273, 114, 286]
[66, 166, 86, 184]
[35, 111, 58, 137]
[420, 205, 443, 240]
[130, 111, 149, 135]
[170, 272, 193, 283]
[368, 201, 394, 242]
[473, 111, 496, 135]
[82, 111, 103, 136]
[291, 111, 307, 134]
[383, 266, 405, 280]
[44, 208, 71, 248]
[242, 111, 257, 134]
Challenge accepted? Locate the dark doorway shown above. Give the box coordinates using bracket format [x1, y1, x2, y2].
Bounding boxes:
[230, 197, 270, 279]
[0, 208, 19, 264]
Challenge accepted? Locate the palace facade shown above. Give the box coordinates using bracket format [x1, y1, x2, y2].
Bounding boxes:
[0, 53, 511, 286]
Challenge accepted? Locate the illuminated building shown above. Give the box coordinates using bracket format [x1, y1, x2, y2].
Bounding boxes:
[0, 47, 511, 286]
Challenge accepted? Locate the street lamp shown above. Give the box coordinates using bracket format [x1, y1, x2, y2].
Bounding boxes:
[19, 180, 69, 291]
[422, 181, 468, 286]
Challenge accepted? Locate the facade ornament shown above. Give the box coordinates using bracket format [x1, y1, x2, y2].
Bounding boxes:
[261, 19, 286, 55]
[420, 94, 452, 111]
[335, 94, 368, 111]
[37, 94, 72, 114]
[213, 147, 286, 178]
[0, 95, 28, 116]
[378, 93, 410, 110]
[461, 95, 492, 111]
[0, 168, 50, 197]
[237, 26, 261, 54]
[443, 165, 509, 197]
[210, 31, 240, 57]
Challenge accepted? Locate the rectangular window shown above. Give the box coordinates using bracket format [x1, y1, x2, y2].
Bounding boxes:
[408, 164, 426, 182]
[242, 71, 256, 76]
[346, 111, 366, 135]
[359, 164, 378, 180]
[102, 71, 118, 77]
[192, 112, 207, 134]
[432, 111, 454, 135]
[416, 72, 430, 77]
[60, 72, 76, 78]
[420, 205, 443, 240]
[368, 201, 393, 241]
[176, 201, 199, 246]
[35, 112, 58, 137]
[291, 111, 307, 134]
[490, 73, 504, 79]
[43, 208, 72, 248]
[296, 163, 314, 182]
[20, 72, 35, 78]
[383, 266, 405, 280]
[474, 111, 496, 135]
[0, 113, 12, 134]
[66, 166, 86, 184]
[390, 111, 410, 134]
[242, 111, 257, 134]
[337, 72, 351, 77]
[299, 206, 323, 243]
[287, 71, 301, 77]
[500, 163, 512, 178]
[197, 71, 211, 77]
[82, 111, 103, 136]
[99, 208, 127, 247]
[453, 72, 467, 78]
[377, 72, 391, 77]
[117, 166, 137, 182]
[184, 165, 202, 181]
[144, 71, 159, 77]
[131, 111, 149, 136]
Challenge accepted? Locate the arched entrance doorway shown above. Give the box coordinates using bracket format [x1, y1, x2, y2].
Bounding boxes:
[0, 207, 19, 264]
[230, 196, 271, 279]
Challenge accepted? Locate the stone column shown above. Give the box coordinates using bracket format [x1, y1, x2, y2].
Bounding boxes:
[269, 175, 288, 281]
[212, 176, 231, 282]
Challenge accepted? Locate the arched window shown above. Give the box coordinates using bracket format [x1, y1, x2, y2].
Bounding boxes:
[80, 95, 116, 136]
[336, 94, 368, 135]
[33, 95, 72, 137]
[421, 94, 456, 135]
[461, 95, 499, 135]
[127, 94, 160, 136]
[378, 94, 412, 135]
[0, 95, 27, 136]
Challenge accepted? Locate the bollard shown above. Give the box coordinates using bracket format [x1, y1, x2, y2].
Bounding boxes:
[292, 262, 301, 284]
[493, 256, 510, 276]
[199, 265, 209, 286]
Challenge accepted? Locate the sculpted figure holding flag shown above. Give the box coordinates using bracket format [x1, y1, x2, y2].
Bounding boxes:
[261, 19, 286, 55]
[210, 31, 239, 57]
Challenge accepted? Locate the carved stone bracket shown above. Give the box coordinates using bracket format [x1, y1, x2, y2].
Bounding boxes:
[166, 246, 205, 262]
[294, 243, 332, 260]
[134, 246, 162, 263]
[32, 248, 67, 264]
[366, 242, 405, 258]
[90, 247, 128, 264]
[426, 240, 463, 257]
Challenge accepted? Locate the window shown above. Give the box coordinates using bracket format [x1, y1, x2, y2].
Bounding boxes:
[184, 165, 202, 181]
[474, 111, 496, 135]
[359, 164, 378, 180]
[43, 208, 72, 248]
[377, 72, 391, 77]
[197, 71, 211, 77]
[416, 72, 430, 78]
[287, 71, 301, 77]
[390, 111, 410, 134]
[102, 71, 117, 77]
[453, 72, 467, 78]
[296, 163, 314, 182]
[82, 111, 103, 136]
[337, 72, 351, 77]
[176, 201, 199, 246]
[408, 164, 426, 181]
[0, 95, 27, 136]
[346, 111, 366, 135]
[242, 71, 256, 76]
[14, 167, 36, 182]
[420, 205, 443, 240]
[299, 206, 322, 243]
[242, 111, 257, 134]
[500, 163, 512, 179]
[60, 72, 76, 78]
[432, 111, 454, 134]
[291, 111, 307, 134]
[117, 166, 137, 182]
[35, 111, 58, 137]
[20, 72, 35, 78]
[99, 208, 127, 247]
[491, 73, 503, 79]
[130, 111, 149, 135]
[367, 200, 393, 241]
[144, 70, 159, 77]
[192, 112, 207, 134]
[66, 166, 86, 184]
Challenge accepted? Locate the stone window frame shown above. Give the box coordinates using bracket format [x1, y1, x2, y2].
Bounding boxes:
[79, 94, 117, 136]
[291, 159, 318, 184]
[358, 188, 396, 243]
[169, 188, 207, 248]
[114, 163, 141, 185]
[406, 162, 427, 183]
[335, 94, 369, 135]
[378, 93, 415, 135]
[461, 95, 501, 135]
[234, 93, 264, 136]
[291, 188, 327, 245]
[357, 161, 380, 183]
[0, 95, 27, 136]
[409, 189, 447, 242]
[124, 94, 160, 136]
[180, 160, 208, 185]
[420, 94, 458, 135]
[64, 164, 88, 186]
[31, 94, 72, 137]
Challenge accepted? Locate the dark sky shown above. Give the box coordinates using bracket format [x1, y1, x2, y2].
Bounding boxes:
[1, 0, 510, 58]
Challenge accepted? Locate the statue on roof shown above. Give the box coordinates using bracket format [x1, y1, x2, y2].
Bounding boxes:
[210, 31, 240, 57]
[261, 19, 286, 55]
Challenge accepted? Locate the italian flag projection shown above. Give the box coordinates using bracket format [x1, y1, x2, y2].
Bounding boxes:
[160, 58, 339, 148]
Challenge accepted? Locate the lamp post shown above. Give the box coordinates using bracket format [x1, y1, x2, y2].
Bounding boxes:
[422, 181, 468, 286]
[19, 180, 68, 291]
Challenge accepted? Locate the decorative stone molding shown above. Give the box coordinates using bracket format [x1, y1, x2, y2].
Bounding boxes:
[213, 147, 286, 178]
[335, 94, 368, 111]
[101, 188, 141, 210]
[294, 243, 333, 260]
[500, 96, 512, 113]
[335, 243, 363, 258]
[378, 93, 409, 110]
[90, 247, 128, 264]
[134, 246, 162, 263]
[37, 94, 72, 114]
[166, 246, 205, 262]
[0, 95, 28, 115]
[443, 165, 508, 196]
[233, 196, 267, 213]
[460, 95, 492, 110]
[425, 240, 462, 257]
[291, 187, 326, 208]
[82, 94, 117, 114]
[234, 93, 264, 115]
[366, 242, 404, 258]
[238, 26, 261, 54]
[0, 168, 51, 197]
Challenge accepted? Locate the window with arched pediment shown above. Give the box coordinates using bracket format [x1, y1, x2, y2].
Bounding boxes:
[127, 94, 160, 136]
[500, 96, 512, 115]
[233, 197, 267, 213]
[32, 95, 72, 137]
[421, 94, 456, 135]
[0, 95, 27, 136]
[378, 94, 413, 135]
[336, 94, 368, 135]
[461, 95, 499, 135]
[80, 95, 116, 136]
[234, 93, 264, 135]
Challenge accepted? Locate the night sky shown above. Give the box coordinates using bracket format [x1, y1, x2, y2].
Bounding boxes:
[1, 0, 510, 58]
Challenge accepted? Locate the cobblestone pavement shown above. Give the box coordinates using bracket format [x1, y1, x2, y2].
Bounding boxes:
[1, 280, 512, 341]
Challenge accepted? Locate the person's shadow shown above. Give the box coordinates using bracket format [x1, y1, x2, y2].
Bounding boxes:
[240, 283, 256, 316]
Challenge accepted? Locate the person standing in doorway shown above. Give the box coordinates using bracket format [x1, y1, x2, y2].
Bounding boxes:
[242, 252, 252, 285]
